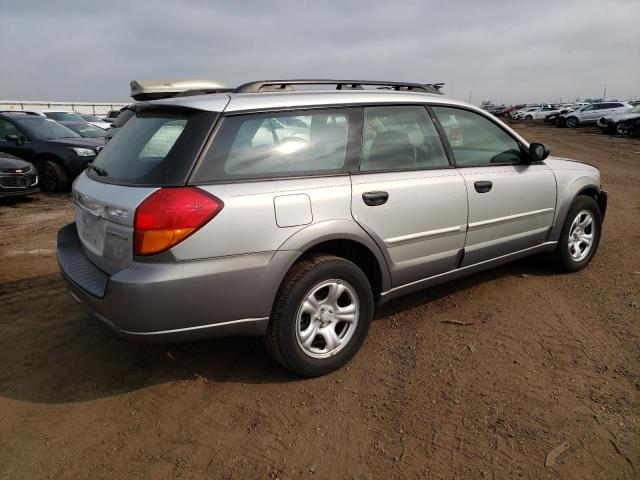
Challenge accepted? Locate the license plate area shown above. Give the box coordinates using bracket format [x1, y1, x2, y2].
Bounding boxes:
[78, 210, 105, 254]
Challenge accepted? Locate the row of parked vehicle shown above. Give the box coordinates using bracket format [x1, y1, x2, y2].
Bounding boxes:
[0, 107, 130, 197]
[484, 101, 640, 136]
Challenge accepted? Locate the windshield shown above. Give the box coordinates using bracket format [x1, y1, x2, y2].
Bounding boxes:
[64, 122, 106, 138]
[15, 117, 81, 140]
[44, 112, 84, 122]
[88, 108, 217, 186]
[629, 105, 640, 113]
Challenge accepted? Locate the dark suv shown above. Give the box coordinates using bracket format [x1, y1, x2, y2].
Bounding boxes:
[0, 112, 105, 191]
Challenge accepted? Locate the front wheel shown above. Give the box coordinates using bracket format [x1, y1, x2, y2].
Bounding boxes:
[551, 196, 602, 272]
[265, 255, 374, 377]
[525, 114, 533, 120]
[39, 160, 69, 192]
[565, 117, 579, 128]
[616, 122, 629, 135]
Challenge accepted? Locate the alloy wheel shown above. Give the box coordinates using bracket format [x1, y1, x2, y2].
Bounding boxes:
[568, 210, 595, 262]
[295, 279, 360, 358]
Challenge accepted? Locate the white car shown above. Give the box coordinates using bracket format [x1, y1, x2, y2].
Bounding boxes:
[510, 106, 539, 119]
[560, 102, 633, 128]
[77, 114, 111, 130]
[521, 105, 562, 120]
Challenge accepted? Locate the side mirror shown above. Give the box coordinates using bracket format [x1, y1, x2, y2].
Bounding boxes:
[5, 134, 23, 145]
[529, 142, 550, 162]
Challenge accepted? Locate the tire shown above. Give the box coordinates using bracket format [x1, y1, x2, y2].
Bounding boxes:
[565, 116, 579, 128]
[39, 160, 69, 192]
[551, 195, 602, 272]
[616, 122, 629, 136]
[525, 115, 533, 120]
[265, 254, 374, 377]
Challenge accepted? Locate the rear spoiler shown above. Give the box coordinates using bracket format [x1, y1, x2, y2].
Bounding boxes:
[130, 79, 231, 101]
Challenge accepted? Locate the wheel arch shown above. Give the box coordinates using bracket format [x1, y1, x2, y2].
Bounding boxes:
[275, 220, 393, 302]
[548, 178, 603, 242]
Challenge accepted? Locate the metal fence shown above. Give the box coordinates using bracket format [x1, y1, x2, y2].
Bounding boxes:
[0, 100, 129, 116]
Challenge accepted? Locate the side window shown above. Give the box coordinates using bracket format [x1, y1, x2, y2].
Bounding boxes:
[582, 105, 594, 111]
[432, 106, 523, 167]
[194, 109, 351, 181]
[0, 119, 19, 140]
[361, 106, 449, 171]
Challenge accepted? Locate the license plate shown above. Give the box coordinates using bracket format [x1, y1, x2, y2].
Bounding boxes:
[78, 210, 105, 253]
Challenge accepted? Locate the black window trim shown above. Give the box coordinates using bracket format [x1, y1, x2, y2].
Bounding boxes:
[189, 106, 362, 185]
[428, 103, 537, 168]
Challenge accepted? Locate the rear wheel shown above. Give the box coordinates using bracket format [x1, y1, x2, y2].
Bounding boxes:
[39, 160, 69, 192]
[551, 196, 602, 272]
[265, 255, 373, 377]
[525, 114, 533, 120]
[565, 116, 579, 128]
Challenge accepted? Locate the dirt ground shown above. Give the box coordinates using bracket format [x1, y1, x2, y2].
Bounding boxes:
[0, 123, 638, 479]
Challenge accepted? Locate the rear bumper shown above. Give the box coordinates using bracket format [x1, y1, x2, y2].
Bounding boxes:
[57, 223, 297, 341]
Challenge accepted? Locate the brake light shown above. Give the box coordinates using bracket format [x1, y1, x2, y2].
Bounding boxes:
[134, 187, 223, 255]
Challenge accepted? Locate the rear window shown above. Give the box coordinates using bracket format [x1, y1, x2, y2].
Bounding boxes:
[87, 109, 216, 186]
[192, 108, 355, 182]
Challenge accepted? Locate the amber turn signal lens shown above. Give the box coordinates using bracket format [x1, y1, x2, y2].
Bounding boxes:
[133, 187, 223, 255]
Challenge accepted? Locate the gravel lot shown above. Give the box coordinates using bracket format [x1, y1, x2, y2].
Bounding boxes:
[0, 124, 638, 479]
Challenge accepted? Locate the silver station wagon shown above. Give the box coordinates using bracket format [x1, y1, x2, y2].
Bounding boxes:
[57, 79, 607, 376]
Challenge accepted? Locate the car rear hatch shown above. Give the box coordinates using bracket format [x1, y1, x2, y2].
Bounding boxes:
[72, 96, 229, 276]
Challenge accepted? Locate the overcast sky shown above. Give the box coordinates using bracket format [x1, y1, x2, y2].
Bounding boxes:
[1, 0, 638, 105]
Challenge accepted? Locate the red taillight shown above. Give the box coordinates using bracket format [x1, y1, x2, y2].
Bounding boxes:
[134, 187, 223, 255]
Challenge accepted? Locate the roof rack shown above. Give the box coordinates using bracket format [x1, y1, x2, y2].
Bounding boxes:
[234, 79, 444, 95]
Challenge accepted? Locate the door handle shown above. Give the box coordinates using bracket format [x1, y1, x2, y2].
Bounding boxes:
[362, 191, 389, 206]
[474, 180, 493, 193]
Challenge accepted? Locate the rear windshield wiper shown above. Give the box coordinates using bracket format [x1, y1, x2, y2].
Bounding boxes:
[86, 162, 108, 177]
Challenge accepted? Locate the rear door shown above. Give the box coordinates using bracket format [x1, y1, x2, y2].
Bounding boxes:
[350, 105, 468, 287]
[432, 106, 556, 266]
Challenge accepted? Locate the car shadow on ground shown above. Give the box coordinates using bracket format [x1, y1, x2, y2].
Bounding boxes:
[0, 254, 558, 405]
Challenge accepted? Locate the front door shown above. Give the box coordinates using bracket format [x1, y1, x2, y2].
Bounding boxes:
[350, 105, 468, 287]
[432, 106, 556, 266]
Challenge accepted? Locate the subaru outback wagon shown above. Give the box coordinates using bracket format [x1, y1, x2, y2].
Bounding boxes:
[57, 79, 607, 376]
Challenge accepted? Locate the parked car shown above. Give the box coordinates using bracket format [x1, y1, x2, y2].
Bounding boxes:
[57, 79, 606, 377]
[105, 110, 122, 122]
[597, 104, 640, 135]
[77, 114, 111, 130]
[60, 121, 108, 138]
[544, 107, 575, 125]
[0, 151, 39, 198]
[498, 105, 525, 117]
[521, 105, 561, 120]
[558, 102, 633, 128]
[39, 110, 87, 122]
[0, 112, 104, 191]
[511, 106, 540, 119]
[104, 107, 135, 141]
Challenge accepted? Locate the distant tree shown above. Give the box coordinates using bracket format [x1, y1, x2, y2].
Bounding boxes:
[585, 97, 604, 103]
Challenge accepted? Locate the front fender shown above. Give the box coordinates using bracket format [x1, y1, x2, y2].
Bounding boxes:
[548, 176, 601, 242]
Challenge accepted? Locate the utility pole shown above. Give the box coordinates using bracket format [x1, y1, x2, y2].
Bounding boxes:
[603, 84, 607, 101]
[468, 89, 472, 103]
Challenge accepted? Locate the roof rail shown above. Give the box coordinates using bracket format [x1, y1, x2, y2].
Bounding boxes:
[234, 79, 444, 95]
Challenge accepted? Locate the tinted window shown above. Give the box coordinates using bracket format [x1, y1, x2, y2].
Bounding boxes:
[361, 106, 448, 171]
[432, 107, 523, 167]
[194, 109, 352, 181]
[14, 117, 80, 140]
[88, 109, 216, 186]
[0, 119, 19, 140]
